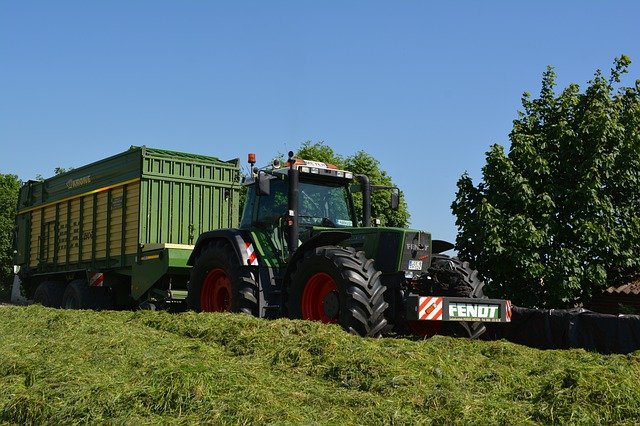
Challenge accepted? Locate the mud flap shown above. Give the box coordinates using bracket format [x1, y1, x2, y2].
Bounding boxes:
[10, 267, 28, 305]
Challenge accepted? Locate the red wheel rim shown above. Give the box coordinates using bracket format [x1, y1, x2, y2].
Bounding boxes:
[201, 268, 232, 312]
[408, 321, 442, 338]
[301, 272, 339, 323]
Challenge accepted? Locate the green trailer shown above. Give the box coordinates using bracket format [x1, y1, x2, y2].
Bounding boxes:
[14, 146, 240, 310]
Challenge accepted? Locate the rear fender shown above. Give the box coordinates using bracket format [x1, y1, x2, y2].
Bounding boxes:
[187, 229, 251, 266]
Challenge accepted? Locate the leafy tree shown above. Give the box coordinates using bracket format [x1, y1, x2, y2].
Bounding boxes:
[0, 174, 21, 299]
[35, 166, 72, 181]
[296, 141, 410, 227]
[294, 141, 345, 165]
[452, 55, 640, 308]
[345, 151, 410, 227]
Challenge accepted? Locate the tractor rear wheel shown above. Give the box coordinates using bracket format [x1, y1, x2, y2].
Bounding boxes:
[428, 254, 487, 338]
[188, 240, 259, 315]
[287, 246, 388, 338]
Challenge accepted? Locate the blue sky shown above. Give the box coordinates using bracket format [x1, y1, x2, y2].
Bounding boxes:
[1, 1, 639, 245]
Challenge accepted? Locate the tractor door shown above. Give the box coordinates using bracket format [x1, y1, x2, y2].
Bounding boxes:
[241, 179, 290, 260]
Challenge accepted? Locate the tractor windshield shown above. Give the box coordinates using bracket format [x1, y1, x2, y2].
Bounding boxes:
[240, 178, 355, 230]
[299, 180, 355, 228]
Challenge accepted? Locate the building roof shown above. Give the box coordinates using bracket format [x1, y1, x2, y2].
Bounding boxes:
[606, 280, 640, 295]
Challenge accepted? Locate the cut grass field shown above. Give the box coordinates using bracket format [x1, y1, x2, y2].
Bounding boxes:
[1, 306, 639, 425]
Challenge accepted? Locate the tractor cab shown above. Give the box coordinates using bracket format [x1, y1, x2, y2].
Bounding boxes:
[240, 152, 365, 260]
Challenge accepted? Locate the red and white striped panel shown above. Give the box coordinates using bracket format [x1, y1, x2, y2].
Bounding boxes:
[89, 272, 105, 287]
[245, 242, 259, 266]
[505, 300, 512, 322]
[419, 296, 443, 321]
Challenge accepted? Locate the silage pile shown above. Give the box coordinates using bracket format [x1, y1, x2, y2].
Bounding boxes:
[1, 306, 639, 424]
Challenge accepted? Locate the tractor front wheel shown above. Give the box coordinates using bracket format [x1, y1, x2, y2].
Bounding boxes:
[428, 254, 487, 338]
[428, 254, 486, 299]
[287, 246, 388, 337]
[188, 240, 259, 315]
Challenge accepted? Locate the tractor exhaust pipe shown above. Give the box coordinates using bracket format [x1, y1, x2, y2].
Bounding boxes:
[287, 151, 299, 256]
[357, 175, 371, 227]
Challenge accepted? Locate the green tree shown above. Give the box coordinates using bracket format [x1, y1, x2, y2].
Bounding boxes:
[296, 141, 410, 227]
[345, 151, 410, 227]
[0, 174, 21, 299]
[452, 56, 640, 308]
[1, 167, 70, 299]
[35, 166, 72, 181]
[294, 141, 345, 166]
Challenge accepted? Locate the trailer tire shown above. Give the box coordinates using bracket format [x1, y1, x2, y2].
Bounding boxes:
[428, 254, 487, 338]
[33, 281, 65, 308]
[62, 279, 114, 310]
[188, 240, 259, 315]
[287, 246, 388, 338]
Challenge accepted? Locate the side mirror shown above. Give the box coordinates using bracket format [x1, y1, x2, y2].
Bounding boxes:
[257, 171, 270, 196]
[391, 189, 400, 210]
[256, 172, 271, 197]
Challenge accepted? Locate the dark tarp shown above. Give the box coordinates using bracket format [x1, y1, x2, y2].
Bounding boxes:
[482, 306, 640, 354]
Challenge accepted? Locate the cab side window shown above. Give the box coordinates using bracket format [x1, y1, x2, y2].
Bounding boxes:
[239, 186, 256, 229]
[255, 179, 287, 228]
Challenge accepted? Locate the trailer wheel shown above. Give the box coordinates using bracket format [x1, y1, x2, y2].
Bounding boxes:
[62, 279, 114, 310]
[428, 254, 487, 338]
[287, 246, 388, 338]
[33, 281, 65, 308]
[188, 240, 259, 315]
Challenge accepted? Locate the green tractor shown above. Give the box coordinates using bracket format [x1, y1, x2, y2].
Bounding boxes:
[187, 152, 511, 338]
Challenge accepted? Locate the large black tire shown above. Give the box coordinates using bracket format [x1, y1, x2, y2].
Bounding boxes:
[287, 246, 388, 338]
[187, 240, 259, 315]
[62, 279, 114, 310]
[428, 254, 487, 338]
[33, 281, 65, 308]
[428, 254, 486, 299]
